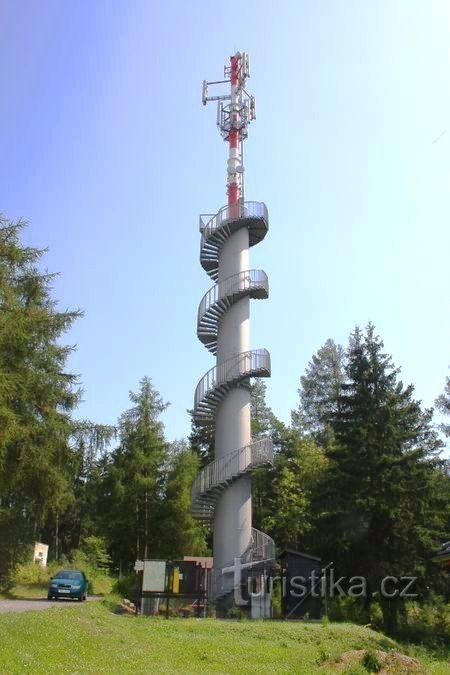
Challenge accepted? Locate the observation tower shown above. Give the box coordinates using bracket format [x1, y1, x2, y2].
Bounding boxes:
[191, 52, 275, 615]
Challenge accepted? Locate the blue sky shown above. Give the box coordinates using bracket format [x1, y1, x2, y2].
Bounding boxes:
[1, 0, 449, 445]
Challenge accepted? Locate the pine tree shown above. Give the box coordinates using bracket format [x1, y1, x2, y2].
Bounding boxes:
[316, 325, 447, 633]
[0, 216, 81, 574]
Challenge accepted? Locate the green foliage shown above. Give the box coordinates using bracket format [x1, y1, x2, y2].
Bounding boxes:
[113, 574, 137, 600]
[342, 665, 367, 675]
[314, 324, 448, 634]
[262, 432, 326, 547]
[226, 606, 244, 620]
[396, 597, 450, 649]
[362, 649, 382, 672]
[251, 380, 276, 437]
[11, 560, 59, 587]
[291, 338, 345, 441]
[93, 377, 170, 570]
[328, 596, 370, 625]
[79, 536, 111, 571]
[435, 370, 450, 439]
[159, 442, 208, 558]
[0, 216, 81, 575]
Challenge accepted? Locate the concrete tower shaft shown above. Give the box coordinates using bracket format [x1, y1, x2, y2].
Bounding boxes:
[193, 53, 275, 609]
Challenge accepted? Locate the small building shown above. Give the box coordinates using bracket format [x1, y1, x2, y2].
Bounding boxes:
[432, 541, 450, 570]
[280, 548, 322, 619]
[137, 557, 212, 616]
[33, 542, 49, 567]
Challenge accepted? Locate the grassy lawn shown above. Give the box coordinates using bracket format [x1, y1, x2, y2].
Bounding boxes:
[0, 601, 448, 674]
[0, 583, 48, 600]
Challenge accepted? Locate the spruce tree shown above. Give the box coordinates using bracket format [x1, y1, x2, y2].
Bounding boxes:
[316, 324, 447, 633]
[0, 216, 81, 574]
[98, 377, 169, 570]
[159, 441, 208, 558]
[435, 370, 450, 439]
[292, 338, 345, 441]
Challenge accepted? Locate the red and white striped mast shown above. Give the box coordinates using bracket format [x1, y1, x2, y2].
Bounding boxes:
[202, 52, 255, 210]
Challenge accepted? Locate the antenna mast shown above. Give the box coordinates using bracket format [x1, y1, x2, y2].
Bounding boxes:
[202, 52, 256, 208]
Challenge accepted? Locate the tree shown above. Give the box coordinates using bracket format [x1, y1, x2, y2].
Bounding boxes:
[249, 380, 326, 544]
[159, 441, 208, 558]
[188, 414, 214, 469]
[98, 377, 169, 571]
[0, 216, 81, 574]
[45, 421, 116, 557]
[315, 325, 447, 634]
[251, 380, 275, 437]
[435, 370, 450, 438]
[261, 433, 326, 548]
[291, 338, 345, 441]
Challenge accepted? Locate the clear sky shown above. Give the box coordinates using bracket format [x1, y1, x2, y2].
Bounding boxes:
[1, 0, 449, 445]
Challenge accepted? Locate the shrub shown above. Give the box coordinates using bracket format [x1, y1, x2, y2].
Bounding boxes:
[328, 596, 369, 625]
[368, 602, 384, 631]
[226, 606, 243, 620]
[362, 649, 382, 672]
[11, 560, 62, 588]
[113, 574, 137, 600]
[396, 597, 450, 649]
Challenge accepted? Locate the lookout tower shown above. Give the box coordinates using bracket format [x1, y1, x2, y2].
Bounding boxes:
[191, 52, 275, 615]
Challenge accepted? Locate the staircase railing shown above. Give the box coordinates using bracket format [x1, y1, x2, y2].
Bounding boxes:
[191, 438, 273, 502]
[194, 349, 270, 413]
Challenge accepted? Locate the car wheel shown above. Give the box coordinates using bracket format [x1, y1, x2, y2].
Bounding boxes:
[47, 595, 52, 601]
[77, 595, 83, 602]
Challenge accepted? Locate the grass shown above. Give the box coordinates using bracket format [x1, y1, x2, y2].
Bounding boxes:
[0, 582, 48, 599]
[0, 600, 448, 674]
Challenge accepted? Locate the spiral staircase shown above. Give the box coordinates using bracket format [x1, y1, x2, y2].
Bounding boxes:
[192, 200, 276, 611]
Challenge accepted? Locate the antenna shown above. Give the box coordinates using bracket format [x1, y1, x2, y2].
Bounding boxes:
[202, 52, 256, 205]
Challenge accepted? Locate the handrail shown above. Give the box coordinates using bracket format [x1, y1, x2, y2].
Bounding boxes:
[197, 269, 268, 327]
[194, 349, 270, 411]
[200, 201, 268, 238]
[250, 528, 276, 563]
[191, 438, 273, 502]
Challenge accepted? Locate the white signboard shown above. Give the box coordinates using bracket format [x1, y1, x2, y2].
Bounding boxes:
[142, 560, 166, 592]
[134, 560, 144, 572]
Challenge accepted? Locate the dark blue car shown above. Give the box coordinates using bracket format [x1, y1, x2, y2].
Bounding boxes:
[48, 569, 88, 601]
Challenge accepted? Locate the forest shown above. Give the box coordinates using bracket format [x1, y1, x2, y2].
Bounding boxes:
[0, 214, 448, 641]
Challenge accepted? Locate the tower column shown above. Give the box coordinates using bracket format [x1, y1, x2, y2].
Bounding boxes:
[192, 52, 274, 614]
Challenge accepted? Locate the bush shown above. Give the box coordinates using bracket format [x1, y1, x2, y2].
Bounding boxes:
[226, 606, 244, 620]
[368, 602, 384, 631]
[113, 574, 137, 600]
[362, 649, 382, 672]
[11, 560, 62, 588]
[396, 597, 450, 649]
[328, 596, 369, 625]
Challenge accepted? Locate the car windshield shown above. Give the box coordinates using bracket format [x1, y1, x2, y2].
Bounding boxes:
[53, 570, 83, 580]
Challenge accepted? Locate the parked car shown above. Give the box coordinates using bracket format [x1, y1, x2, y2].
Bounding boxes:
[48, 569, 88, 601]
